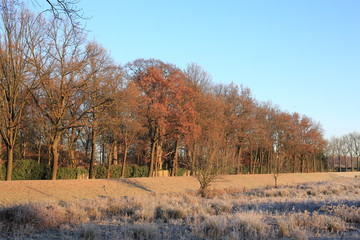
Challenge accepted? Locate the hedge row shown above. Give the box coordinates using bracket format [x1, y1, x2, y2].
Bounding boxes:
[0, 159, 185, 180]
[94, 165, 149, 179]
[0, 159, 245, 181]
[0, 160, 47, 181]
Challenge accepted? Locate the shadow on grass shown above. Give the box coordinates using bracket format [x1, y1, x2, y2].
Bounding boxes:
[26, 186, 57, 199]
[109, 178, 153, 193]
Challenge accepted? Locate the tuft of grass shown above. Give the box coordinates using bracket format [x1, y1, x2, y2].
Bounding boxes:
[155, 206, 186, 222]
[103, 198, 141, 219]
[79, 223, 101, 240]
[330, 204, 360, 224]
[130, 223, 157, 240]
[276, 217, 291, 237]
[231, 212, 270, 239]
[198, 215, 227, 239]
[289, 210, 347, 233]
[0, 203, 65, 232]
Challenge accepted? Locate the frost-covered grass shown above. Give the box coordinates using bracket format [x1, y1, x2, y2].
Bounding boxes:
[0, 177, 359, 239]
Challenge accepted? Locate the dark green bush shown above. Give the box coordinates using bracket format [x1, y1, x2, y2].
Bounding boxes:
[56, 167, 88, 180]
[109, 165, 122, 178]
[12, 159, 45, 180]
[57, 167, 76, 180]
[132, 165, 149, 178]
[110, 165, 133, 178]
[94, 165, 107, 179]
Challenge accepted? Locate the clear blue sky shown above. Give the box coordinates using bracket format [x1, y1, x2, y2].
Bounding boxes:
[75, 0, 359, 139]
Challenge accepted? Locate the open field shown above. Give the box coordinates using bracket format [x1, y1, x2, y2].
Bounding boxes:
[0, 172, 359, 205]
[0, 172, 359, 239]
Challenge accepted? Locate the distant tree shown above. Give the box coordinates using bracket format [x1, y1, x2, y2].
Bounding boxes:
[349, 132, 360, 170]
[326, 133, 360, 172]
[325, 139, 336, 171]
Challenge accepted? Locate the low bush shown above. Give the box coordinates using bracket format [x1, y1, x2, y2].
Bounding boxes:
[95, 165, 136, 178]
[155, 206, 185, 222]
[12, 159, 46, 180]
[0, 203, 64, 232]
[94, 166, 107, 179]
[57, 167, 88, 180]
[132, 165, 149, 178]
[110, 165, 133, 178]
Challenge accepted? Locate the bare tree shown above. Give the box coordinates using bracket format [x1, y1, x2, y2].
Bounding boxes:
[27, 0, 84, 28]
[31, 18, 95, 180]
[0, 2, 43, 180]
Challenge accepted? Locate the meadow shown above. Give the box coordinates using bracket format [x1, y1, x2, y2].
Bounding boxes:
[0, 172, 359, 239]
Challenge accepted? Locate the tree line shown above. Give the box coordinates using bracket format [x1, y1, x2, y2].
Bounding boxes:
[326, 132, 360, 172]
[0, 1, 328, 181]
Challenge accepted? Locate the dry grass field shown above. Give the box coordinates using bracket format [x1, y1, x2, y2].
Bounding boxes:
[1, 172, 358, 205]
[0, 172, 359, 239]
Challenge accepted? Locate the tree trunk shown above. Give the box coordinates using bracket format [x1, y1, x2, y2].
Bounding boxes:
[155, 141, 162, 177]
[320, 157, 323, 172]
[292, 154, 296, 173]
[305, 156, 310, 173]
[0, 137, 2, 162]
[299, 155, 304, 173]
[253, 148, 259, 174]
[69, 147, 76, 167]
[172, 140, 179, 176]
[191, 142, 197, 175]
[47, 144, 51, 166]
[89, 128, 97, 179]
[50, 133, 61, 180]
[5, 145, 14, 181]
[236, 146, 242, 174]
[259, 150, 263, 174]
[21, 142, 27, 160]
[106, 146, 112, 179]
[267, 151, 271, 174]
[37, 143, 42, 164]
[344, 155, 348, 172]
[112, 141, 118, 165]
[148, 139, 157, 177]
[313, 155, 316, 172]
[69, 128, 76, 167]
[249, 148, 253, 174]
[121, 144, 128, 178]
[338, 156, 341, 172]
[101, 140, 105, 165]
